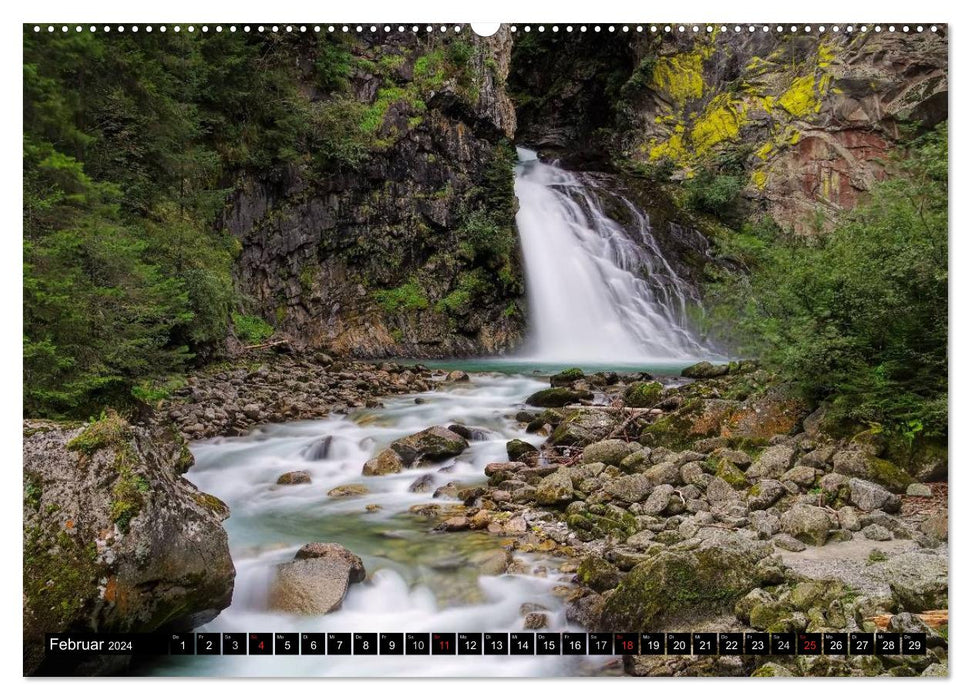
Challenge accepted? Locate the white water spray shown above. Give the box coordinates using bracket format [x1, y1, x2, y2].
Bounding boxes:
[514, 148, 713, 363]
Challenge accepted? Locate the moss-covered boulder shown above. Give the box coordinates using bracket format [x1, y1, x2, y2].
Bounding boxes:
[833, 447, 914, 493]
[623, 381, 664, 408]
[577, 555, 622, 592]
[715, 458, 749, 489]
[681, 361, 730, 379]
[506, 438, 538, 462]
[526, 387, 593, 408]
[550, 367, 585, 387]
[600, 533, 772, 630]
[23, 414, 234, 675]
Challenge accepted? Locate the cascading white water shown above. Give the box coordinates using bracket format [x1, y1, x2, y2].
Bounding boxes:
[514, 148, 713, 364]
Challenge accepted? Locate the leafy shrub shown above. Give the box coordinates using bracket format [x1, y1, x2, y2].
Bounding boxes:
[232, 313, 274, 344]
[373, 280, 430, 313]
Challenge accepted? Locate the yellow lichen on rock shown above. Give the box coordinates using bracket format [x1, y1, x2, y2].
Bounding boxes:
[777, 75, 820, 117]
[690, 94, 748, 154]
[652, 53, 705, 104]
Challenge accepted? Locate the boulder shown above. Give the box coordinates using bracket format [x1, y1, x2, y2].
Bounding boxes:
[270, 544, 366, 614]
[577, 555, 622, 592]
[604, 473, 652, 504]
[848, 478, 901, 513]
[582, 439, 639, 466]
[526, 387, 592, 408]
[362, 448, 406, 476]
[906, 483, 933, 497]
[642, 484, 676, 515]
[390, 426, 468, 466]
[623, 381, 664, 407]
[833, 448, 914, 493]
[294, 542, 366, 582]
[862, 524, 893, 541]
[327, 484, 370, 498]
[445, 370, 470, 382]
[550, 408, 618, 447]
[484, 461, 526, 477]
[748, 479, 787, 510]
[706, 476, 740, 503]
[601, 531, 772, 630]
[407, 474, 436, 493]
[869, 551, 948, 611]
[681, 361, 730, 379]
[780, 504, 834, 546]
[506, 439, 538, 462]
[23, 416, 234, 676]
[746, 445, 795, 480]
[550, 368, 585, 386]
[781, 465, 817, 488]
[277, 470, 311, 485]
[535, 469, 574, 505]
[643, 461, 682, 488]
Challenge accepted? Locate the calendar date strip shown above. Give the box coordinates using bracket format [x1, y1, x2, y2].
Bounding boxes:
[46, 631, 927, 657]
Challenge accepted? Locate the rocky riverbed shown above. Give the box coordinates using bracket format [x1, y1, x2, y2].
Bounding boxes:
[25, 355, 949, 677]
[302, 361, 948, 677]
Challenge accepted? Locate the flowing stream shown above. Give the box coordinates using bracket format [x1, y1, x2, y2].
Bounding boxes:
[514, 148, 713, 363]
[151, 372, 625, 677]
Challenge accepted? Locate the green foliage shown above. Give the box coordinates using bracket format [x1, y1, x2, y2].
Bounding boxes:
[232, 313, 274, 344]
[709, 124, 948, 437]
[66, 410, 132, 456]
[684, 168, 744, 220]
[373, 279, 430, 313]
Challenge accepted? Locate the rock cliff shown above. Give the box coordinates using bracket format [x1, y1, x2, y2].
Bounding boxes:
[228, 28, 525, 358]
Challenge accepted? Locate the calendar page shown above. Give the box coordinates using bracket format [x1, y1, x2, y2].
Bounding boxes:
[22, 20, 948, 679]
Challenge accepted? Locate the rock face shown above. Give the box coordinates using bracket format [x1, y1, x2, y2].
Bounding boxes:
[23, 414, 235, 675]
[269, 543, 366, 615]
[510, 29, 948, 236]
[229, 29, 525, 359]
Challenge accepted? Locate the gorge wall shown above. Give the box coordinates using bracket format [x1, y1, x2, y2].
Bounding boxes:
[227, 27, 947, 356]
[228, 29, 525, 358]
[509, 27, 948, 235]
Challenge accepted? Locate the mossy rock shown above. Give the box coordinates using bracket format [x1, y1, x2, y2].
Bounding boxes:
[66, 411, 133, 456]
[866, 457, 915, 493]
[623, 381, 664, 408]
[681, 361, 730, 379]
[506, 439, 538, 461]
[550, 368, 585, 387]
[577, 555, 621, 592]
[526, 387, 593, 408]
[601, 539, 767, 630]
[715, 458, 749, 489]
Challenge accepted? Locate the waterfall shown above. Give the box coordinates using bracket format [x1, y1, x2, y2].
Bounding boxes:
[513, 148, 714, 364]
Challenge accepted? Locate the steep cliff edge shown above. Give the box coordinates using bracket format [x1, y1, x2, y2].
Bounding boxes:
[228, 29, 525, 358]
[23, 414, 235, 675]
